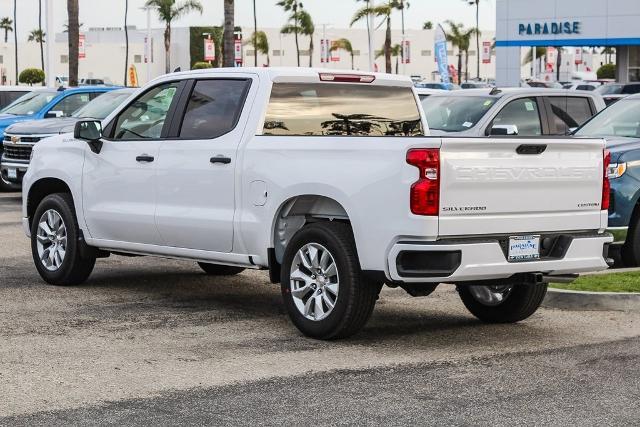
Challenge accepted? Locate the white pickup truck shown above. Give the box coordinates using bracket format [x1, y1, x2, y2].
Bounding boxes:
[22, 68, 612, 339]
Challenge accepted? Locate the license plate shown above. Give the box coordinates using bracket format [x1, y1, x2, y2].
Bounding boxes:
[508, 235, 540, 262]
[7, 168, 17, 180]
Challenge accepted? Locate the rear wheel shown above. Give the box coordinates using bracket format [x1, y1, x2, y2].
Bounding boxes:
[621, 217, 640, 267]
[31, 193, 96, 286]
[458, 282, 547, 323]
[281, 222, 381, 340]
[197, 262, 245, 276]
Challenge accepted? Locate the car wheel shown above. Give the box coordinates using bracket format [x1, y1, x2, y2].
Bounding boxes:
[31, 193, 96, 286]
[197, 262, 245, 276]
[458, 282, 547, 323]
[621, 218, 640, 267]
[281, 222, 381, 340]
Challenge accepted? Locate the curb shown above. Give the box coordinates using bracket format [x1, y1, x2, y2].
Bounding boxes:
[543, 288, 640, 312]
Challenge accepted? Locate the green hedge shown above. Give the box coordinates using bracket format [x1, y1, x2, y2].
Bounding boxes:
[597, 63, 616, 79]
[19, 68, 45, 85]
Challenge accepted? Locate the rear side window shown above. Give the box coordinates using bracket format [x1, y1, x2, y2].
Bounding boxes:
[576, 85, 595, 91]
[492, 97, 542, 136]
[263, 83, 423, 136]
[179, 79, 250, 139]
[622, 84, 640, 95]
[51, 93, 93, 117]
[548, 97, 593, 134]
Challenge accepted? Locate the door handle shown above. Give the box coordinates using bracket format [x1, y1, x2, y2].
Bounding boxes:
[136, 155, 155, 162]
[516, 144, 547, 155]
[210, 156, 231, 164]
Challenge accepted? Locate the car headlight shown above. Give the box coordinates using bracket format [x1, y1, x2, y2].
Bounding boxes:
[608, 162, 627, 179]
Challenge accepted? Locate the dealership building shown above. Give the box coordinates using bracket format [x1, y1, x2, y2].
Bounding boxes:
[496, 0, 640, 86]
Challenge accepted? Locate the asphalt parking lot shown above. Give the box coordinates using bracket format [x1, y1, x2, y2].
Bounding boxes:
[1, 192, 639, 425]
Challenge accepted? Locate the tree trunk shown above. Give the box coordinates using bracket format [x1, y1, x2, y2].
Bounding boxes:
[556, 48, 562, 82]
[384, 16, 391, 73]
[223, 0, 235, 67]
[475, 2, 480, 79]
[293, 2, 300, 66]
[67, 0, 79, 87]
[308, 35, 313, 67]
[457, 52, 462, 85]
[465, 50, 469, 82]
[13, 0, 18, 84]
[164, 24, 171, 73]
[124, 0, 129, 86]
[39, 0, 45, 84]
[253, 0, 257, 67]
[395, 56, 399, 74]
[351, 53, 354, 70]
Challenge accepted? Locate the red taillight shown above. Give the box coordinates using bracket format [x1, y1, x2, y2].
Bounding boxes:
[602, 149, 611, 210]
[407, 149, 440, 216]
[318, 73, 376, 83]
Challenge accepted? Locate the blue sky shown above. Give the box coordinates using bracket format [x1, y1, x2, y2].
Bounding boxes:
[0, 0, 496, 39]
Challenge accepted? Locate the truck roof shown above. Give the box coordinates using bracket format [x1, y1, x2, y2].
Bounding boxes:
[430, 87, 600, 98]
[156, 67, 415, 88]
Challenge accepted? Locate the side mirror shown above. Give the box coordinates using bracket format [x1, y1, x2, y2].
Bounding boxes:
[45, 110, 64, 118]
[74, 120, 103, 153]
[490, 124, 519, 136]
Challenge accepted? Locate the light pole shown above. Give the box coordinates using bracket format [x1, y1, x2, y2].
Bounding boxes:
[45, 0, 55, 87]
[368, 0, 375, 72]
[141, 5, 155, 84]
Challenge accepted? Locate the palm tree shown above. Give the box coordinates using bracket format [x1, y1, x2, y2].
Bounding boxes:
[422, 21, 433, 30]
[445, 21, 476, 84]
[282, 9, 314, 67]
[37, 0, 44, 84]
[277, 0, 302, 66]
[247, 31, 269, 66]
[14, 0, 18, 84]
[67, 0, 79, 86]
[223, 0, 234, 67]
[355, 0, 372, 69]
[330, 38, 354, 69]
[464, 0, 482, 79]
[376, 43, 401, 74]
[0, 17, 12, 43]
[351, 1, 403, 74]
[145, 0, 204, 73]
[124, 0, 129, 86]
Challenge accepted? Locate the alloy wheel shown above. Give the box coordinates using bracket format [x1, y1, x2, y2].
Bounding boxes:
[36, 209, 67, 272]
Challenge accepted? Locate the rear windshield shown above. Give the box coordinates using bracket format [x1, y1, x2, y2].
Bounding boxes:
[575, 99, 640, 138]
[263, 83, 423, 136]
[596, 84, 623, 95]
[421, 95, 495, 132]
[1, 91, 57, 115]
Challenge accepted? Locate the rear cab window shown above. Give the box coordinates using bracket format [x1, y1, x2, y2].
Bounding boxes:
[547, 96, 594, 135]
[262, 83, 423, 136]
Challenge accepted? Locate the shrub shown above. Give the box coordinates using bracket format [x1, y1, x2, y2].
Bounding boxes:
[19, 68, 45, 85]
[597, 63, 616, 80]
[192, 61, 213, 70]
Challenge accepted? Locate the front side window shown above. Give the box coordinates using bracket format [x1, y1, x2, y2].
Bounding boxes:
[49, 92, 94, 117]
[547, 97, 593, 134]
[491, 97, 542, 136]
[1, 91, 56, 115]
[421, 96, 495, 132]
[112, 82, 179, 140]
[263, 83, 423, 136]
[179, 79, 249, 139]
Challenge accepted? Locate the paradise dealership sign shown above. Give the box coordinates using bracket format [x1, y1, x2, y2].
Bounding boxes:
[518, 21, 581, 36]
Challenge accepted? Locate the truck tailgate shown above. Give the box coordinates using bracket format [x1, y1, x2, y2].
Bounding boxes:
[438, 137, 606, 237]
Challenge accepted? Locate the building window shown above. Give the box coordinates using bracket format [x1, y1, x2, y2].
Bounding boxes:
[246, 49, 255, 56]
[0, 55, 3, 64]
[353, 50, 360, 56]
[60, 55, 69, 64]
[629, 46, 640, 82]
[134, 55, 142, 63]
[273, 50, 282, 57]
[300, 50, 310, 56]
[447, 50, 454, 56]
[468, 50, 476, 56]
[421, 50, 432, 56]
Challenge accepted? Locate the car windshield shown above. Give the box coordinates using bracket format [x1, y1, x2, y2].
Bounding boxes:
[575, 99, 640, 138]
[72, 91, 131, 119]
[1, 91, 57, 115]
[596, 84, 623, 95]
[421, 96, 495, 132]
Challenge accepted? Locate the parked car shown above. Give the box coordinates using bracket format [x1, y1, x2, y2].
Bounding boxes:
[80, 78, 106, 86]
[563, 82, 600, 91]
[0, 86, 120, 190]
[461, 81, 491, 89]
[1, 88, 135, 187]
[416, 82, 460, 90]
[21, 68, 611, 339]
[415, 87, 447, 101]
[421, 88, 605, 137]
[596, 83, 640, 106]
[0, 86, 35, 109]
[573, 93, 640, 265]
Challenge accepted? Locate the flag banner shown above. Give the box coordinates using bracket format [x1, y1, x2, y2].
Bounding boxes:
[482, 41, 491, 64]
[235, 38, 243, 65]
[204, 38, 215, 61]
[434, 24, 450, 83]
[79, 34, 86, 59]
[402, 40, 411, 64]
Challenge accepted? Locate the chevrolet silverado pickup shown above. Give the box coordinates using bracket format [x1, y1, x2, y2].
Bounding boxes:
[22, 68, 612, 339]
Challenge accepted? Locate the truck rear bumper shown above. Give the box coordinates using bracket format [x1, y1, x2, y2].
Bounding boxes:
[387, 233, 613, 283]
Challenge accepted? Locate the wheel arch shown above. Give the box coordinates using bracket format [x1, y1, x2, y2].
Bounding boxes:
[27, 177, 73, 229]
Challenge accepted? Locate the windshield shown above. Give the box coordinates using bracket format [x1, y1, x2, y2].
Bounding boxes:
[596, 84, 623, 95]
[1, 91, 57, 115]
[421, 96, 495, 132]
[72, 91, 131, 119]
[575, 99, 640, 138]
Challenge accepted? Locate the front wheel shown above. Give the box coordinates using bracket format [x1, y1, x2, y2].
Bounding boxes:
[281, 222, 381, 340]
[31, 193, 96, 286]
[458, 282, 547, 323]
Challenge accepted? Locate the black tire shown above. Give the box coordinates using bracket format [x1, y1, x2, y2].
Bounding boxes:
[621, 217, 640, 267]
[197, 262, 245, 276]
[31, 193, 96, 286]
[281, 222, 381, 340]
[458, 282, 548, 323]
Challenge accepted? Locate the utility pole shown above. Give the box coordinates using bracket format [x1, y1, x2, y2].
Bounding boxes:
[532, 47, 537, 80]
[368, 0, 375, 72]
[401, 0, 406, 75]
[145, 6, 152, 83]
[253, 0, 257, 67]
